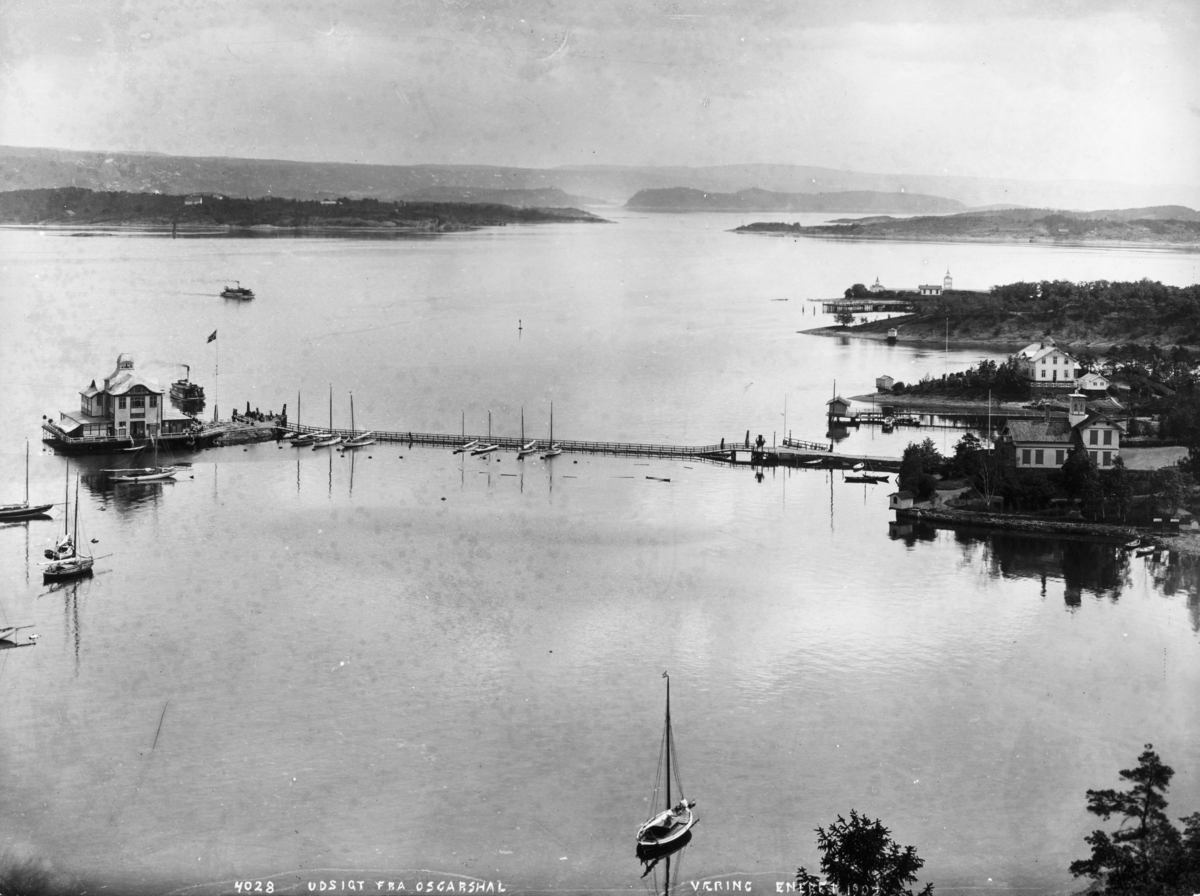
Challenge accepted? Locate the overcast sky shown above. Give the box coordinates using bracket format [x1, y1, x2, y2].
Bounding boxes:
[2, 0, 1198, 186]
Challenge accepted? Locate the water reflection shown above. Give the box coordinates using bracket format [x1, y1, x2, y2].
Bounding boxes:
[1147, 553, 1200, 631]
[82, 474, 173, 515]
[638, 831, 692, 896]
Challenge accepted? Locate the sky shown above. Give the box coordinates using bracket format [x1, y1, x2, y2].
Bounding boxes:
[2, 0, 1198, 187]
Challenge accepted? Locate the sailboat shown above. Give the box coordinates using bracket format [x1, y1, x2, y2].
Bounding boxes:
[516, 407, 537, 459]
[43, 476, 94, 581]
[292, 392, 319, 445]
[453, 412, 478, 454]
[0, 440, 55, 521]
[343, 393, 375, 448]
[636, 672, 697, 853]
[109, 437, 178, 482]
[540, 403, 562, 459]
[471, 412, 499, 456]
[312, 386, 343, 449]
[44, 463, 74, 560]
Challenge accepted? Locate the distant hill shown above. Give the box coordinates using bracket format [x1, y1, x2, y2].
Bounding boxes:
[399, 186, 605, 208]
[0, 187, 605, 231]
[736, 208, 1200, 246]
[625, 187, 966, 214]
[3, 145, 1199, 209]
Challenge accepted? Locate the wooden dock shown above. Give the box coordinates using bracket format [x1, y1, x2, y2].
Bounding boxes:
[285, 425, 900, 471]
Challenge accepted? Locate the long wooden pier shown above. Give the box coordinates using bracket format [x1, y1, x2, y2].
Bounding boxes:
[285, 425, 900, 470]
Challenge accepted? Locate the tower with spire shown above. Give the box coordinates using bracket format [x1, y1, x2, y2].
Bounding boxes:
[943, 269, 953, 291]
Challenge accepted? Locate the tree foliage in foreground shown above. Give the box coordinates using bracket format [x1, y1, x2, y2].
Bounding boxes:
[1070, 744, 1200, 896]
[796, 810, 933, 896]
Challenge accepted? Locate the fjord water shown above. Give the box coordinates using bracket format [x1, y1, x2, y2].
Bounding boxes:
[0, 214, 1198, 895]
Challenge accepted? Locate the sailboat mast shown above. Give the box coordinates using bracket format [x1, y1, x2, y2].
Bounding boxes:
[351, 393, 356, 434]
[665, 673, 671, 811]
[329, 385, 333, 432]
[73, 476, 79, 544]
[63, 463, 69, 538]
[25, 440, 29, 503]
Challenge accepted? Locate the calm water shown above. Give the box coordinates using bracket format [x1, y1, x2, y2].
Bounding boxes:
[1, 215, 1198, 896]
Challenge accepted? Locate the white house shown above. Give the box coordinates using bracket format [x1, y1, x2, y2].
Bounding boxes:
[1000, 392, 1124, 470]
[1018, 338, 1079, 386]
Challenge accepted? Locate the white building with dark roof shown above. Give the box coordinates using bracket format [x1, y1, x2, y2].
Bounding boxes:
[1000, 392, 1124, 470]
[1017, 338, 1079, 387]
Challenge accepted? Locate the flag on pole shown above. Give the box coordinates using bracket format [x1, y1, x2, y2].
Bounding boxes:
[207, 330, 217, 343]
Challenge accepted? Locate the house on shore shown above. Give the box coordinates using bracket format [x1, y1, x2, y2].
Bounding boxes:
[999, 392, 1124, 471]
[1017, 338, 1079, 389]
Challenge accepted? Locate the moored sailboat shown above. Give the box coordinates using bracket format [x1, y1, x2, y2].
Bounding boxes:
[342, 393, 375, 448]
[540, 403, 563, 459]
[636, 671, 697, 853]
[312, 386, 343, 449]
[0, 440, 55, 521]
[108, 437, 178, 482]
[43, 476, 94, 581]
[517, 407, 537, 459]
[471, 411, 499, 456]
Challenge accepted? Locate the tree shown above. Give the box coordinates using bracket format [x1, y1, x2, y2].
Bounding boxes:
[1101, 457, 1134, 522]
[1060, 445, 1101, 514]
[1069, 744, 1198, 896]
[796, 810, 933, 896]
[836, 309, 857, 327]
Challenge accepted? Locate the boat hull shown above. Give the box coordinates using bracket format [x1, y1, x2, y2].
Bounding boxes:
[636, 808, 697, 850]
[43, 556, 94, 581]
[0, 503, 55, 521]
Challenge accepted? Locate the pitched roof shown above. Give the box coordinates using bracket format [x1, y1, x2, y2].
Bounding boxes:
[1076, 410, 1126, 433]
[1004, 419, 1074, 444]
[106, 371, 165, 396]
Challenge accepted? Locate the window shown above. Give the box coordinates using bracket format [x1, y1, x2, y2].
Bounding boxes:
[1103, 430, 1112, 445]
[1090, 451, 1098, 464]
[1022, 449, 1031, 465]
[149, 395, 158, 408]
[118, 396, 126, 409]
[1035, 449, 1044, 465]
[131, 396, 145, 409]
[1103, 451, 1112, 466]
[1089, 430, 1098, 445]
[1055, 449, 1065, 465]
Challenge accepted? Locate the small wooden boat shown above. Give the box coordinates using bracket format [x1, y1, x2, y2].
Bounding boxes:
[516, 408, 537, 459]
[110, 467, 177, 483]
[43, 476, 94, 581]
[221, 281, 255, 299]
[851, 462, 866, 471]
[636, 672, 697, 852]
[540, 403, 563, 459]
[471, 411, 499, 456]
[342, 394, 375, 448]
[0, 441, 55, 521]
[1123, 538, 1142, 551]
[311, 386, 342, 448]
[108, 438, 177, 482]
